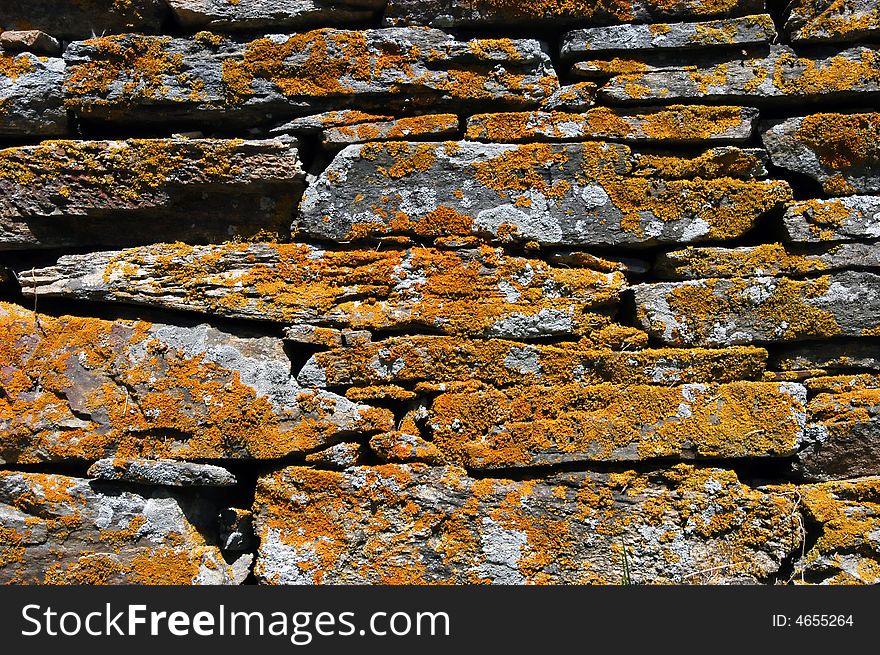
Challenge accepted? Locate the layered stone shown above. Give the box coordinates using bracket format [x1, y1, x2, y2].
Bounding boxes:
[1, 0, 166, 40]
[253, 463, 800, 584]
[763, 114, 880, 195]
[786, 0, 880, 44]
[561, 15, 775, 57]
[0, 302, 391, 464]
[297, 141, 790, 247]
[465, 106, 758, 144]
[87, 458, 238, 487]
[784, 197, 880, 242]
[632, 272, 880, 346]
[167, 0, 385, 31]
[322, 114, 460, 146]
[0, 138, 304, 250]
[297, 335, 768, 389]
[422, 381, 806, 468]
[772, 339, 880, 372]
[63, 30, 557, 126]
[601, 47, 880, 105]
[18, 244, 625, 339]
[0, 53, 67, 137]
[0, 470, 251, 584]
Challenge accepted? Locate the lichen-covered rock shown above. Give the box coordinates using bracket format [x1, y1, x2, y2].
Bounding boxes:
[465, 106, 758, 143]
[786, 0, 880, 44]
[422, 381, 806, 468]
[655, 243, 880, 279]
[18, 244, 625, 339]
[297, 335, 768, 388]
[772, 339, 880, 372]
[303, 442, 363, 468]
[540, 82, 597, 111]
[763, 114, 880, 195]
[0, 470, 251, 584]
[167, 0, 384, 31]
[784, 197, 880, 242]
[0, 53, 67, 137]
[570, 49, 736, 79]
[601, 46, 880, 105]
[63, 30, 557, 126]
[1, 0, 167, 40]
[322, 114, 460, 146]
[297, 141, 790, 247]
[561, 15, 775, 57]
[382, 0, 766, 29]
[631, 147, 769, 179]
[633, 272, 880, 346]
[0, 302, 391, 464]
[253, 463, 800, 584]
[0, 138, 304, 250]
[369, 431, 444, 464]
[87, 458, 238, 487]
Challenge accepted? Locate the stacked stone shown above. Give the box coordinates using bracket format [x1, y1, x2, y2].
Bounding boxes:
[1, 0, 878, 586]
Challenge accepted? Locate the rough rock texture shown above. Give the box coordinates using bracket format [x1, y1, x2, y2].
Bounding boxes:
[0, 137, 305, 249]
[253, 464, 800, 584]
[296, 141, 789, 247]
[0, 53, 67, 137]
[3, 1, 880, 587]
[0, 470, 251, 584]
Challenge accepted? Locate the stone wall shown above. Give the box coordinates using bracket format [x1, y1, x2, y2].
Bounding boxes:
[1, 0, 879, 585]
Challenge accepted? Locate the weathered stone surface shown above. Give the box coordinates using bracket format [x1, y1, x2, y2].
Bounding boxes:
[0, 53, 67, 137]
[655, 242, 880, 279]
[297, 141, 790, 247]
[382, 0, 766, 29]
[465, 106, 758, 144]
[322, 114, 460, 146]
[298, 335, 767, 388]
[0, 470, 250, 584]
[253, 463, 799, 584]
[0, 302, 391, 464]
[784, 197, 880, 242]
[168, 0, 383, 31]
[87, 458, 238, 487]
[772, 339, 880, 372]
[19, 244, 624, 339]
[631, 147, 769, 179]
[271, 109, 393, 135]
[787, 0, 880, 44]
[561, 15, 775, 57]
[540, 82, 596, 111]
[0, 138, 304, 250]
[570, 49, 735, 78]
[601, 46, 880, 105]
[0, 30, 61, 55]
[304, 441, 363, 468]
[633, 272, 880, 346]
[1, 0, 166, 40]
[763, 114, 880, 195]
[369, 431, 444, 464]
[781, 476, 880, 584]
[63, 31, 557, 126]
[798, 419, 880, 482]
[422, 381, 806, 468]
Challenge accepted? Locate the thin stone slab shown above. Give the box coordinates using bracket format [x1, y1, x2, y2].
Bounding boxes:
[786, 0, 880, 44]
[88, 458, 238, 487]
[167, 0, 383, 31]
[784, 197, 880, 242]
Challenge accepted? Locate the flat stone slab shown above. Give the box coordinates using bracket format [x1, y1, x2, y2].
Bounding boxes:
[786, 0, 880, 44]
[0, 470, 251, 584]
[63, 30, 557, 127]
[633, 272, 880, 346]
[253, 463, 800, 584]
[1, 0, 166, 40]
[784, 197, 880, 242]
[167, 0, 383, 31]
[88, 458, 238, 487]
[0, 302, 391, 464]
[601, 46, 880, 106]
[763, 114, 880, 195]
[0, 53, 67, 137]
[17, 244, 624, 339]
[465, 106, 758, 143]
[322, 114, 460, 146]
[772, 339, 880, 372]
[297, 141, 790, 247]
[0, 137, 304, 250]
[422, 381, 806, 468]
[561, 15, 775, 57]
[297, 335, 768, 388]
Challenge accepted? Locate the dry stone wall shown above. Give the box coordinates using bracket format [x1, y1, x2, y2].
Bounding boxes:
[1, 0, 879, 586]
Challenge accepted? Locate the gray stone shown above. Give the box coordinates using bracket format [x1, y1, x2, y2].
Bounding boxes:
[1, 0, 166, 40]
[88, 458, 238, 487]
[167, 0, 383, 31]
[304, 442, 364, 468]
[784, 197, 880, 242]
[787, 0, 880, 44]
[0, 137, 304, 250]
[0, 53, 67, 137]
[540, 82, 596, 111]
[561, 15, 775, 58]
[763, 114, 880, 195]
[63, 30, 556, 127]
[0, 30, 61, 55]
[296, 141, 790, 247]
[0, 470, 249, 584]
[772, 339, 880, 372]
[797, 419, 880, 481]
[253, 463, 800, 584]
[632, 271, 880, 346]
